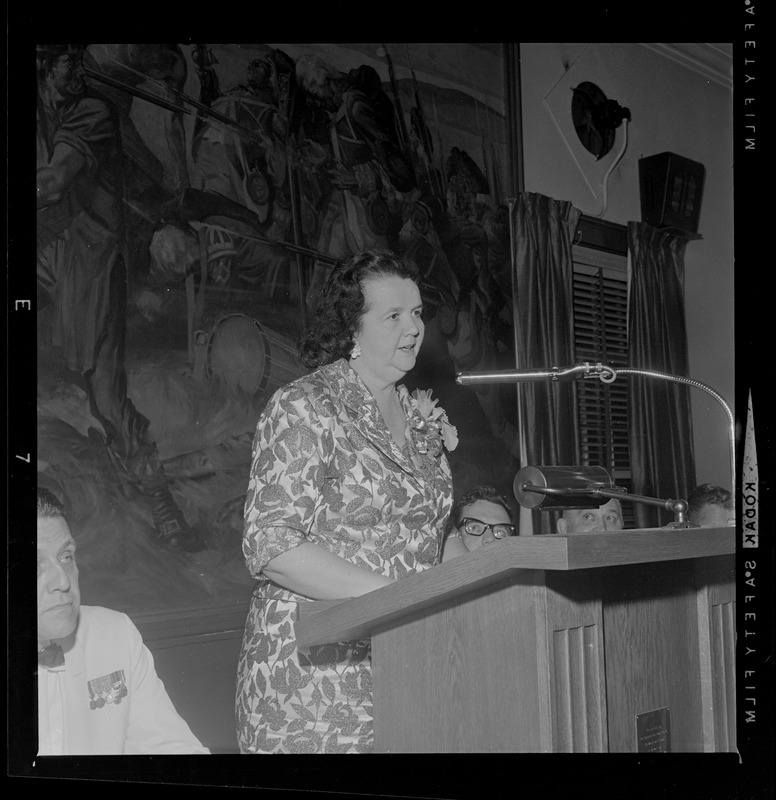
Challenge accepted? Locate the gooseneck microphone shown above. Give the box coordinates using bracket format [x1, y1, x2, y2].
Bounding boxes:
[455, 363, 735, 498]
[455, 363, 615, 385]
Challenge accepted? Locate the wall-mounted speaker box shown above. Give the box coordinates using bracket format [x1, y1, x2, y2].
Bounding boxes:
[638, 152, 705, 234]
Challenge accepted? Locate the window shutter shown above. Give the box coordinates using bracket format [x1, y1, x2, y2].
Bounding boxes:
[571, 248, 634, 526]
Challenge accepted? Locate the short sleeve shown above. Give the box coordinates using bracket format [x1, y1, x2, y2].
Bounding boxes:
[242, 383, 329, 577]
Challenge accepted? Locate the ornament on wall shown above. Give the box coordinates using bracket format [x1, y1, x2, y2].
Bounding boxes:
[570, 81, 630, 161]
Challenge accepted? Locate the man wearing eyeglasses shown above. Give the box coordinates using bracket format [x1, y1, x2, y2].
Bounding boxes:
[443, 485, 516, 556]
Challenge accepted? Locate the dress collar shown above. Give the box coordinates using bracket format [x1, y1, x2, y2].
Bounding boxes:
[322, 359, 414, 468]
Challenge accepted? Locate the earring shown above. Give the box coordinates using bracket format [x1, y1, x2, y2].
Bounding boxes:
[350, 342, 362, 360]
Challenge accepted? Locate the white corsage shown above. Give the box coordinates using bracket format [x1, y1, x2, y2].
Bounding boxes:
[408, 389, 458, 458]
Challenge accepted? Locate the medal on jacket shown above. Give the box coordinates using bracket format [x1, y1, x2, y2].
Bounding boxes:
[87, 670, 128, 710]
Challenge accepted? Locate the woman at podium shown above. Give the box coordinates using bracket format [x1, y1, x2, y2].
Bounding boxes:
[235, 249, 460, 753]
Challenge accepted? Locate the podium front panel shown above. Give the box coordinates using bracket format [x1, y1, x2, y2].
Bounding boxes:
[372, 572, 547, 753]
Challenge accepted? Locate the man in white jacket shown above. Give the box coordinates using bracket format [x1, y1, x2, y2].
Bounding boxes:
[36, 487, 210, 755]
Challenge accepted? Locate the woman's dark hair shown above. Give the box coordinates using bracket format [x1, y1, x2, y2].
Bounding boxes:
[299, 249, 420, 368]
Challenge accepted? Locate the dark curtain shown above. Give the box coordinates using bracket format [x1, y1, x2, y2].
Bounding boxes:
[513, 192, 581, 534]
[627, 222, 697, 527]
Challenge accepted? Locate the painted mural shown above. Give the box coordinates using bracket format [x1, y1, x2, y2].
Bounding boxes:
[36, 43, 519, 614]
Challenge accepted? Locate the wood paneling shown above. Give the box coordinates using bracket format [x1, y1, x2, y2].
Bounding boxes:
[601, 561, 706, 752]
[710, 600, 736, 750]
[373, 572, 545, 753]
[696, 555, 737, 751]
[133, 603, 247, 754]
[551, 624, 604, 751]
[543, 571, 607, 752]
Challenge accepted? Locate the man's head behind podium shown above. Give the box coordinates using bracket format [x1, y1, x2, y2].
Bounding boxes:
[452, 485, 516, 552]
[687, 483, 734, 527]
[556, 498, 624, 534]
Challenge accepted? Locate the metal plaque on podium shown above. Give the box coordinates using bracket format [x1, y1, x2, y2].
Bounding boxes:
[636, 707, 671, 753]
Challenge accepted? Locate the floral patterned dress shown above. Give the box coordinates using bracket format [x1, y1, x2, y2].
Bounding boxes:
[235, 359, 455, 753]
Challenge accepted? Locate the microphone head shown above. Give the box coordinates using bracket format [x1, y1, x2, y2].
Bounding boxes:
[514, 465, 615, 510]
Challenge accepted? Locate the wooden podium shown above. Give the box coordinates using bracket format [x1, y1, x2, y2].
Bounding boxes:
[296, 528, 736, 753]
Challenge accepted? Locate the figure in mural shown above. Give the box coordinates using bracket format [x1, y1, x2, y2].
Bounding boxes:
[86, 43, 190, 198]
[36, 44, 200, 552]
[426, 147, 520, 458]
[294, 54, 417, 306]
[481, 201, 513, 347]
[84, 44, 191, 286]
[397, 192, 460, 338]
[191, 47, 297, 290]
[235, 249, 463, 753]
[190, 43, 221, 143]
[441, 146, 491, 304]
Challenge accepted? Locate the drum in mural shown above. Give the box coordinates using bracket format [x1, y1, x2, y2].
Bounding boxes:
[199, 313, 306, 398]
